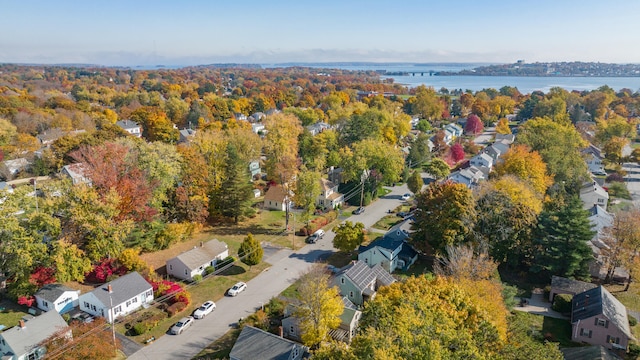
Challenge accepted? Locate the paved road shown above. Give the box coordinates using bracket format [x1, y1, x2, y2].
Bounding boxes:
[622, 162, 640, 208]
[128, 184, 409, 359]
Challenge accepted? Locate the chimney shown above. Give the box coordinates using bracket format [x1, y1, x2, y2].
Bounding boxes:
[278, 326, 283, 338]
[108, 284, 113, 294]
[19, 319, 25, 328]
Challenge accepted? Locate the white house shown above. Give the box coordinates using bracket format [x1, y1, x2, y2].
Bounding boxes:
[34, 284, 80, 314]
[306, 122, 331, 136]
[469, 152, 494, 170]
[115, 120, 142, 137]
[583, 144, 606, 175]
[178, 128, 196, 144]
[61, 163, 91, 185]
[166, 239, 229, 281]
[0, 311, 70, 360]
[316, 178, 343, 209]
[78, 272, 153, 323]
[580, 181, 609, 211]
[2, 158, 30, 178]
[448, 166, 485, 189]
[251, 123, 265, 134]
[263, 185, 289, 211]
[445, 123, 463, 138]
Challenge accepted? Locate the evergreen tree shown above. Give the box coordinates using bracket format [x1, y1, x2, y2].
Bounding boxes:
[239, 233, 263, 267]
[531, 196, 595, 279]
[215, 143, 254, 224]
[407, 170, 424, 195]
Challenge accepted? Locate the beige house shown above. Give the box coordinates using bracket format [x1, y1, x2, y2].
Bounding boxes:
[580, 181, 609, 210]
[166, 239, 229, 281]
[316, 178, 343, 209]
[263, 185, 289, 211]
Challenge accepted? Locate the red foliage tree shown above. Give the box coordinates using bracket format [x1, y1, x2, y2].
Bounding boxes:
[464, 114, 484, 135]
[84, 259, 127, 284]
[450, 143, 466, 163]
[18, 296, 35, 307]
[70, 142, 157, 222]
[29, 266, 57, 287]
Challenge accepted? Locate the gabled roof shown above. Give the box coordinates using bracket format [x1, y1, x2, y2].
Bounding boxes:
[495, 133, 515, 144]
[551, 275, 597, 295]
[492, 140, 510, 154]
[230, 325, 304, 360]
[0, 310, 68, 358]
[580, 181, 609, 199]
[88, 272, 151, 308]
[170, 239, 228, 270]
[582, 144, 604, 160]
[115, 119, 140, 130]
[561, 345, 622, 360]
[341, 296, 358, 310]
[36, 128, 65, 143]
[588, 205, 614, 234]
[572, 286, 633, 339]
[337, 261, 395, 292]
[264, 185, 288, 202]
[320, 178, 337, 192]
[179, 128, 196, 138]
[34, 284, 77, 302]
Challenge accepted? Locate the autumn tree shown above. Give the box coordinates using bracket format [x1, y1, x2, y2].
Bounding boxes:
[294, 265, 344, 347]
[475, 176, 541, 268]
[238, 233, 263, 267]
[41, 318, 119, 360]
[52, 240, 92, 283]
[412, 180, 476, 255]
[406, 170, 424, 195]
[263, 113, 302, 185]
[495, 117, 511, 134]
[517, 117, 588, 185]
[130, 106, 179, 143]
[171, 145, 209, 223]
[410, 85, 444, 120]
[406, 133, 432, 167]
[464, 114, 484, 135]
[434, 245, 498, 281]
[292, 169, 321, 225]
[531, 196, 595, 279]
[424, 157, 450, 180]
[449, 142, 466, 164]
[350, 276, 507, 359]
[332, 221, 365, 253]
[493, 144, 553, 195]
[603, 136, 629, 165]
[601, 209, 640, 285]
[71, 142, 157, 223]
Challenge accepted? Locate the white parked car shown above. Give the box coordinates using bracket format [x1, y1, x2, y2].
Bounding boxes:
[170, 316, 194, 335]
[228, 282, 247, 296]
[402, 193, 412, 201]
[193, 300, 216, 319]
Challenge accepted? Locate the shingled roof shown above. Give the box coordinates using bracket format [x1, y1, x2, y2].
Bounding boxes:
[230, 325, 305, 360]
[34, 284, 76, 302]
[171, 239, 228, 269]
[89, 272, 151, 308]
[572, 286, 633, 339]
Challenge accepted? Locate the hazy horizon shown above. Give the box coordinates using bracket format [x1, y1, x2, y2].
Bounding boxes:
[2, 0, 640, 66]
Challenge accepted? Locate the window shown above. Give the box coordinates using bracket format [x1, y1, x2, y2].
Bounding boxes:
[91, 305, 96, 311]
[596, 318, 607, 327]
[84, 301, 90, 308]
[598, 198, 605, 203]
[290, 325, 295, 335]
[341, 278, 345, 284]
[114, 306, 122, 313]
[126, 301, 131, 307]
[364, 258, 368, 264]
[184, 269, 188, 275]
[293, 347, 299, 358]
[350, 291, 354, 298]
[580, 328, 592, 338]
[169, 264, 172, 270]
[132, 297, 137, 303]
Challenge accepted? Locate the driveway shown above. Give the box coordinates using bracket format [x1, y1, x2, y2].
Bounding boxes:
[127, 184, 409, 360]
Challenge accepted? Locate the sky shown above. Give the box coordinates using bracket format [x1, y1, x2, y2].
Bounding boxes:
[2, 0, 640, 66]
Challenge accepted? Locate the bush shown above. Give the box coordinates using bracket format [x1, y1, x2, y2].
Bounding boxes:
[630, 315, 638, 327]
[174, 290, 191, 306]
[132, 322, 149, 335]
[192, 274, 203, 282]
[552, 294, 573, 314]
[216, 256, 236, 270]
[606, 173, 624, 183]
[629, 343, 640, 357]
[267, 297, 285, 317]
[543, 285, 551, 300]
[166, 302, 187, 317]
[607, 182, 631, 200]
[204, 266, 215, 275]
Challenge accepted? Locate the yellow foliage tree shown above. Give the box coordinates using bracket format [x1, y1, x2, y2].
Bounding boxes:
[491, 175, 543, 214]
[495, 117, 511, 134]
[294, 265, 344, 347]
[493, 144, 553, 195]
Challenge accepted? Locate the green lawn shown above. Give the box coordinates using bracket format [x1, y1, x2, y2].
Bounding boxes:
[0, 300, 30, 330]
[512, 311, 578, 348]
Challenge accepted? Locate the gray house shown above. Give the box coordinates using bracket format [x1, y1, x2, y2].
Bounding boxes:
[166, 239, 229, 281]
[571, 286, 634, 351]
[0, 310, 70, 360]
[230, 325, 306, 360]
[78, 271, 153, 323]
[115, 120, 142, 137]
[333, 261, 396, 307]
[358, 219, 418, 273]
[34, 284, 80, 314]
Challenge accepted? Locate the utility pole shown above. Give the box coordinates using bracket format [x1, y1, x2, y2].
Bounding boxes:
[359, 170, 367, 208]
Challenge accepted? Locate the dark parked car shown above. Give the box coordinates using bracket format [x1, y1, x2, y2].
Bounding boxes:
[353, 207, 365, 215]
[306, 234, 319, 244]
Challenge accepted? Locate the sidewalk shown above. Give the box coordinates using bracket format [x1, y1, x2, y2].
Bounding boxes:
[513, 288, 568, 320]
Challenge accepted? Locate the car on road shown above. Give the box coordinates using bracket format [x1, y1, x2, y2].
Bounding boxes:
[314, 229, 326, 238]
[402, 193, 412, 200]
[353, 206, 365, 215]
[193, 300, 216, 319]
[306, 233, 319, 244]
[228, 282, 247, 296]
[396, 211, 408, 218]
[170, 316, 194, 335]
